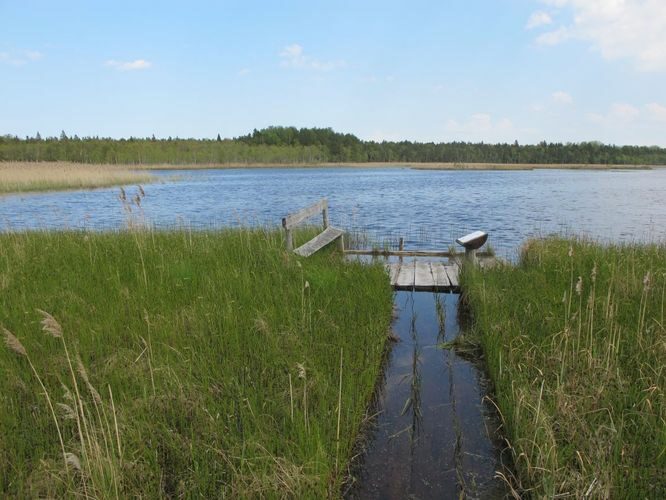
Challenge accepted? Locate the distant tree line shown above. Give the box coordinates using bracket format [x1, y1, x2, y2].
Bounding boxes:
[2, 126, 665, 165]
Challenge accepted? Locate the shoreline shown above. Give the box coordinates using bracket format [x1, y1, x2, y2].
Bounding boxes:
[134, 161, 661, 170]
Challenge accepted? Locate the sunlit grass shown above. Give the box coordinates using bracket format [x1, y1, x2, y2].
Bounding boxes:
[0, 162, 154, 194]
[462, 237, 665, 497]
[0, 229, 393, 497]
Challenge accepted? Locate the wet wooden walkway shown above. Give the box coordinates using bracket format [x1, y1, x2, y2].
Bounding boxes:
[386, 261, 460, 292]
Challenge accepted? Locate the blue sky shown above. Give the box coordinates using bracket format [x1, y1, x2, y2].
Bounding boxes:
[1, 0, 665, 145]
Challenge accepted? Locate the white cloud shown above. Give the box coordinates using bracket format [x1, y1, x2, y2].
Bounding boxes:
[645, 102, 666, 121]
[536, 26, 570, 46]
[105, 59, 152, 71]
[534, 0, 666, 71]
[526, 11, 553, 30]
[0, 49, 43, 65]
[237, 68, 251, 76]
[587, 102, 640, 125]
[279, 44, 345, 71]
[552, 90, 573, 104]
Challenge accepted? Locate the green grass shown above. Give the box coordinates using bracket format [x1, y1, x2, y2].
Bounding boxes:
[0, 228, 393, 497]
[462, 237, 665, 498]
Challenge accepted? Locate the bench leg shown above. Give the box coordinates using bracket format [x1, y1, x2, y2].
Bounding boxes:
[337, 234, 345, 252]
[285, 229, 293, 251]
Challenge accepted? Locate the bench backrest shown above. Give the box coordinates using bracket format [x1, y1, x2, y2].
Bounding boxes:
[282, 198, 329, 251]
[282, 198, 329, 230]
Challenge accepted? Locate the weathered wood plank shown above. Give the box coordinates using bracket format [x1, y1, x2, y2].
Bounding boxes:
[386, 262, 401, 285]
[445, 265, 459, 288]
[430, 263, 452, 288]
[282, 199, 328, 229]
[293, 226, 344, 257]
[414, 262, 434, 288]
[395, 260, 415, 288]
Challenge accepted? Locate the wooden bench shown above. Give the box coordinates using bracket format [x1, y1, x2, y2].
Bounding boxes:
[282, 199, 344, 257]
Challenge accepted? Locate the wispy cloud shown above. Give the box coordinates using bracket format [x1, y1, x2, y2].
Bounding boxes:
[534, 0, 666, 71]
[552, 90, 573, 104]
[526, 11, 553, 30]
[0, 49, 43, 65]
[587, 102, 641, 125]
[279, 44, 345, 71]
[237, 67, 251, 76]
[645, 102, 666, 121]
[105, 59, 152, 71]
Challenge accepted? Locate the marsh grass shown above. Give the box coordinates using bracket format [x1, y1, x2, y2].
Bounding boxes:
[462, 237, 665, 497]
[0, 228, 392, 497]
[0, 162, 154, 194]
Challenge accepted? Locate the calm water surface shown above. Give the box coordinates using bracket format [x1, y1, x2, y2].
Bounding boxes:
[2, 167, 665, 253]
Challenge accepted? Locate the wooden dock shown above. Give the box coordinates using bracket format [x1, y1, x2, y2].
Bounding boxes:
[386, 261, 460, 292]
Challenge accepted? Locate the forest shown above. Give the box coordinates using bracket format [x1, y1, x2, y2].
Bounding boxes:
[1, 126, 666, 165]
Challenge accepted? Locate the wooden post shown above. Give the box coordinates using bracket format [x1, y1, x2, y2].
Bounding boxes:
[465, 247, 477, 264]
[337, 233, 345, 252]
[399, 237, 404, 264]
[322, 206, 329, 229]
[282, 217, 293, 251]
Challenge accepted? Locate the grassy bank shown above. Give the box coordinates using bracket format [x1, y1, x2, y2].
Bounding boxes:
[462, 238, 665, 497]
[0, 162, 154, 194]
[0, 229, 393, 497]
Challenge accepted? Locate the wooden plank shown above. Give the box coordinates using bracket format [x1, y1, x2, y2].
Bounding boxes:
[430, 262, 452, 288]
[343, 249, 495, 258]
[386, 262, 401, 285]
[293, 226, 343, 257]
[395, 260, 415, 288]
[445, 265, 460, 288]
[414, 262, 435, 289]
[282, 199, 328, 229]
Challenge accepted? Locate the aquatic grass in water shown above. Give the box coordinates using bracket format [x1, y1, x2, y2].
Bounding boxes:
[462, 237, 665, 497]
[0, 228, 392, 497]
[0, 162, 154, 194]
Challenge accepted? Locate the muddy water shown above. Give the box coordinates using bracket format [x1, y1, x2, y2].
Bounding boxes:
[347, 291, 508, 499]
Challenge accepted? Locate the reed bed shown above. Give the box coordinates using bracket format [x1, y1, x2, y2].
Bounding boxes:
[0, 228, 392, 497]
[462, 237, 665, 497]
[0, 162, 154, 194]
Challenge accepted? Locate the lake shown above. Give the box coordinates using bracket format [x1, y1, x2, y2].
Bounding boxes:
[2, 167, 665, 254]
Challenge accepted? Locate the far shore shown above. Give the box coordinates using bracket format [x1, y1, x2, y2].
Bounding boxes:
[0, 161, 661, 195]
[104, 161, 663, 171]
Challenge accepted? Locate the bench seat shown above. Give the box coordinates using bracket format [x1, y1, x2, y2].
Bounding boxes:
[294, 226, 344, 257]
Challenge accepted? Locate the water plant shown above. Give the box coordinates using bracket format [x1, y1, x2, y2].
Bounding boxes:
[462, 237, 665, 497]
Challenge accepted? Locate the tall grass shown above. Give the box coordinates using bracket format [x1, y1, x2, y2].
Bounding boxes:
[0, 228, 392, 497]
[462, 237, 665, 497]
[0, 162, 154, 194]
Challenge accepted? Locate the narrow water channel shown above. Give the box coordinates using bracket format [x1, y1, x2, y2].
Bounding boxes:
[347, 290, 509, 499]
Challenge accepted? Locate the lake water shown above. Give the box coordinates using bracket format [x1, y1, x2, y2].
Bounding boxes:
[1, 167, 665, 254]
